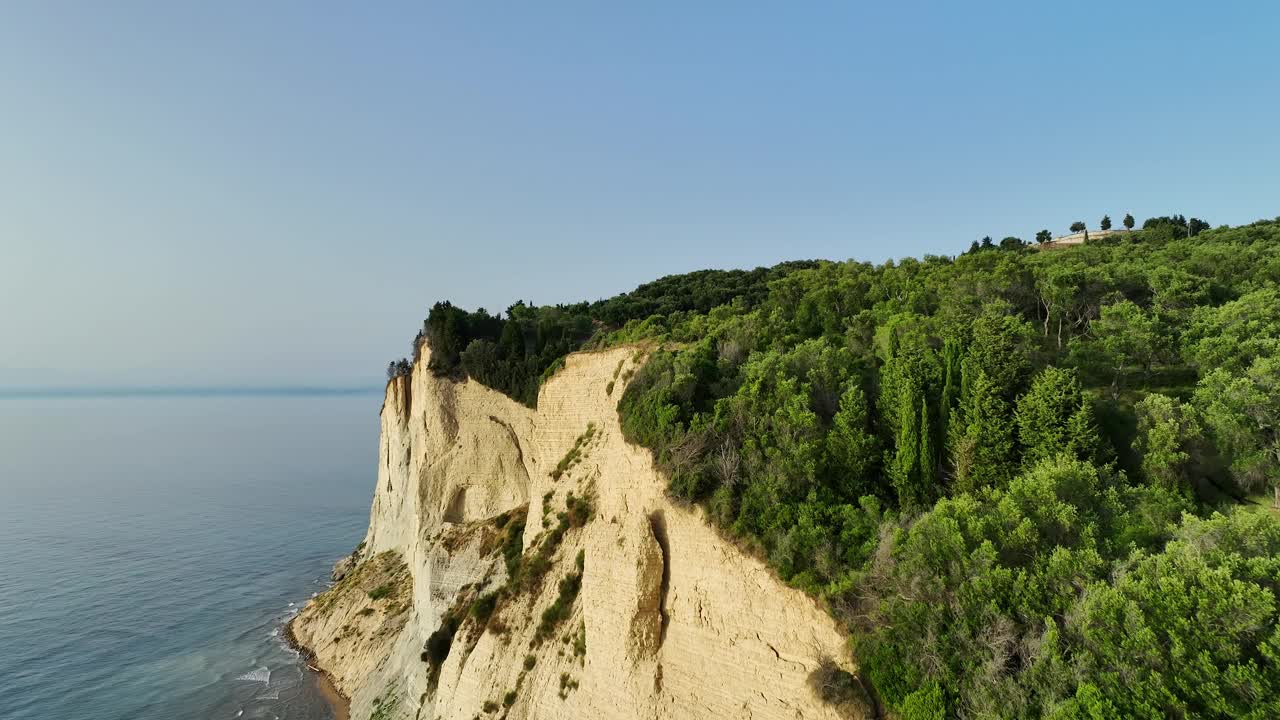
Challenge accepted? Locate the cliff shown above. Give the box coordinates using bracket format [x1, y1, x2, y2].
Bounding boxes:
[290, 343, 866, 720]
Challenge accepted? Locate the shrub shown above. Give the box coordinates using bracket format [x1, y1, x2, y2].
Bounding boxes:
[537, 551, 585, 640]
[367, 584, 393, 600]
[468, 592, 498, 626]
[423, 620, 457, 667]
[565, 492, 593, 527]
[807, 657, 873, 717]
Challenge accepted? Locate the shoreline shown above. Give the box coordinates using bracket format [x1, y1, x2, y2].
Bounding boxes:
[283, 616, 351, 720]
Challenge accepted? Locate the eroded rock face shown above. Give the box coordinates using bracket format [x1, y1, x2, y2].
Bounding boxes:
[290, 344, 865, 720]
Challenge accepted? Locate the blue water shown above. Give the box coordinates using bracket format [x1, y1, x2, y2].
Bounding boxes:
[0, 392, 380, 720]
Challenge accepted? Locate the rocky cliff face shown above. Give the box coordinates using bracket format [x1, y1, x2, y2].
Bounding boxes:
[290, 344, 864, 720]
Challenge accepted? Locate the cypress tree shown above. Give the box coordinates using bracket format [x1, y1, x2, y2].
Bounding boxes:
[962, 370, 1016, 491]
[918, 395, 936, 500]
[939, 339, 962, 439]
[827, 384, 879, 494]
[890, 381, 922, 508]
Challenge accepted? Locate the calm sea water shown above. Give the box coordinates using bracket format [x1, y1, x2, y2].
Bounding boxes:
[0, 391, 380, 720]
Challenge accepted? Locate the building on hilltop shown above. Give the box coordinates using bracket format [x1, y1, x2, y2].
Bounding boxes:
[1037, 228, 1128, 250]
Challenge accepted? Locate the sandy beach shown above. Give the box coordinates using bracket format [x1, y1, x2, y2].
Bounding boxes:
[283, 617, 350, 720]
[312, 668, 350, 720]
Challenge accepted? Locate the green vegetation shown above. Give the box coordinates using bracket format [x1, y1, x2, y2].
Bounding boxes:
[468, 591, 498, 625]
[537, 550, 585, 640]
[390, 262, 819, 405]
[808, 657, 874, 718]
[369, 687, 400, 720]
[551, 423, 597, 480]
[402, 216, 1280, 718]
[558, 671, 580, 699]
[423, 604, 462, 669]
[312, 549, 409, 615]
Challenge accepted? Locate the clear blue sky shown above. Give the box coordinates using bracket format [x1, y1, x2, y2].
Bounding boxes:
[2, 2, 1277, 387]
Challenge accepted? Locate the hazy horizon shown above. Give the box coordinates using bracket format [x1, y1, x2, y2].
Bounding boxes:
[0, 384, 383, 396]
[4, 2, 1278, 388]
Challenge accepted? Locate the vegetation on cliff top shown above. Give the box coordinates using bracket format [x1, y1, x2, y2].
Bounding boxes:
[398, 216, 1280, 718]
[387, 262, 819, 403]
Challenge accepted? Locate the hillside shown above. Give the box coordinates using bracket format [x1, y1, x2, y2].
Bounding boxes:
[301, 216, 1280, 720]
[292, 344, 866, 720]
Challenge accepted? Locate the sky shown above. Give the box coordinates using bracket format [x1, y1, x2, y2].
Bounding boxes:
[1, 2, 1277, 387]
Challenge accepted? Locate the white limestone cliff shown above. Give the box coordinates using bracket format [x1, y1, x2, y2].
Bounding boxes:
[290, 343, 866, 720]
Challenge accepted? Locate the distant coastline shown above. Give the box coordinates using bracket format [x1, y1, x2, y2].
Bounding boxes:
[0, 385, 382, 399]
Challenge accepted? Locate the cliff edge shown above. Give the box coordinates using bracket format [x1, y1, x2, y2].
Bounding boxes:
[289, 343, 865, 720]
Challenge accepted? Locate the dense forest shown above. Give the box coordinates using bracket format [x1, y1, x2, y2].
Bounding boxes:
[396, 217, 1280, 719]
[392, 261, 818, 405]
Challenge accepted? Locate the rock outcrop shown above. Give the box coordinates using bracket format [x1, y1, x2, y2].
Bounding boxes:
[290, 343, 865, 720]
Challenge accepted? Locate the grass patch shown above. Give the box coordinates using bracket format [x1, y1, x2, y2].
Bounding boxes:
[537, 550, 585, 641]
[559, 672, 580, 699]
[468, 591, 498, 626]
[550, 423, 597, 480]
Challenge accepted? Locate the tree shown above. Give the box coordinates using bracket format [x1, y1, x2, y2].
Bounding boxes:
[1134, 393, 1203, 495]
[1181, 288, 1280, 374]
[889, 378, 925, 508]
[1100, 215, 1112, 231]
[1069, 221, 1086, 234]
[1196, 357, 1280, 506]
[951, 370, 1016, 492]
[1063, 511, 1280, 718]
[918, 396, 936, 492]
[1035, 229, 1052, 244]
[1189, 217, 1210, 236]
[965, 307, 1035, 400]
[1122, 213, 1135, 230]
[1016, 367, 1100, 466]
[1000, 236, 1026, 250]
[826, 384, 880, 494]
[980, 235, 995, 250]
[938, 339, 963, 447]
[386, 358, 412, 380]
[1071, 300, 1159, 396]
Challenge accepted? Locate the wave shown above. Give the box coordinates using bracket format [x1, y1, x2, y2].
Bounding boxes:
[236, 666, 271, 684]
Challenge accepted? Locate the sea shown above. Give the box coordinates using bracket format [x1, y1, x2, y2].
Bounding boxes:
[0, 390, 381, 720]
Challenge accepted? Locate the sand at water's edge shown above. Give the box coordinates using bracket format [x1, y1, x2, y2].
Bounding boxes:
[313, 668, 350, 720]
[282, 617, 350, 720]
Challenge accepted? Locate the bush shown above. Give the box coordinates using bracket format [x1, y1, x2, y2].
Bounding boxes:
[899, 683, 946, 720]
[423, 619, 457, 668]
[468, 592, 498, 626]
[807, 658, 873, 717]
[537, 551, 585, 640]
[367, 584, 393, 600]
